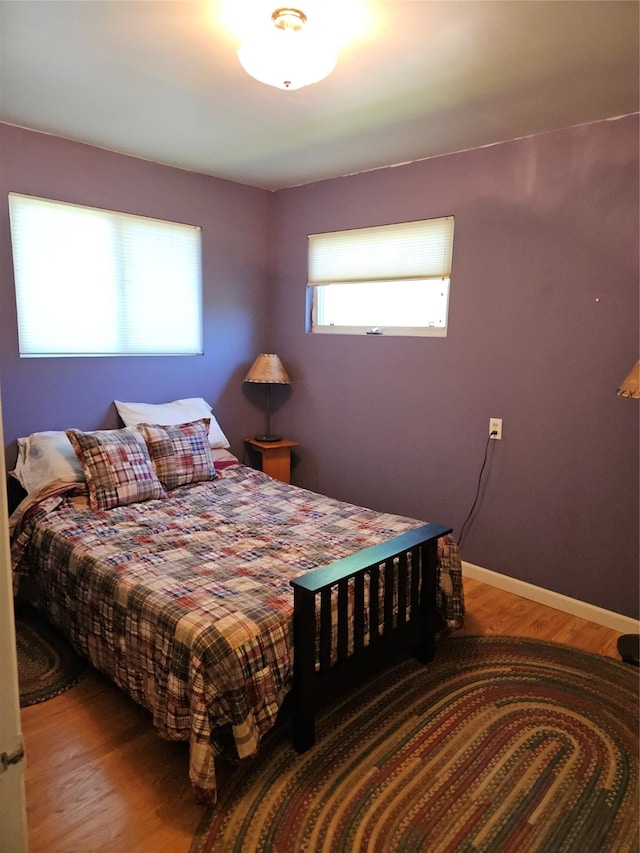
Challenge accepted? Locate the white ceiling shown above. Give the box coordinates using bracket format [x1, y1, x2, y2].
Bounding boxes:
[0, 0, 638, 191]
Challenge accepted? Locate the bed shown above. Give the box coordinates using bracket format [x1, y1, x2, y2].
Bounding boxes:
[9, 405, 464, 803]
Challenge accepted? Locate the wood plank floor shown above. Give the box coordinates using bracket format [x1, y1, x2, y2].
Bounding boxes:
[20, 577, 627, 853]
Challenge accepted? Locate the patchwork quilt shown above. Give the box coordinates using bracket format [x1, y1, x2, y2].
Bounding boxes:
[11, 464, 464, 801]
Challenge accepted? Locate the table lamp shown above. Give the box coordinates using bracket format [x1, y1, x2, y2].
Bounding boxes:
[616, 361, 639, 399]
[244, 353, 292, 442]
[615, 360, 639, 665]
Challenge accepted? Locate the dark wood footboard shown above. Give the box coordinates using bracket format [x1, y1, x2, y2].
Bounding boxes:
[289, 522, 451, 752]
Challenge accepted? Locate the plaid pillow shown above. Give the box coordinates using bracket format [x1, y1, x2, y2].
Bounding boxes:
[138, 419, 217, 490]
[66, 427, 166, 511]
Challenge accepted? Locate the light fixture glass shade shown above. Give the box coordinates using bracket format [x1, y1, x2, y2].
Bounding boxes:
[617, 361, 640, 398]
[238, 8, 337, 90]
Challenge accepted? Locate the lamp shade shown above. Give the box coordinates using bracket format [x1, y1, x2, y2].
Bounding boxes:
[244, 353, 291, 385]
[617, 361, 640, 398]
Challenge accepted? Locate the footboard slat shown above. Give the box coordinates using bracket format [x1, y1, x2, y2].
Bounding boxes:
[337, 579, 349, 662]
[353, 574, 365, 654]
[319, 586, 332, 671]
[383, 560, 394, 637]
[369, 564, 380, 646]
[397, 551, 408, 627]
[290, 522, 451, 753]
[410, 544, 420, 615]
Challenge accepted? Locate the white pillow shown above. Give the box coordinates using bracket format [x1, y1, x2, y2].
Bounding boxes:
[114, 397, 230, 449]
[14, 430, 85, 493]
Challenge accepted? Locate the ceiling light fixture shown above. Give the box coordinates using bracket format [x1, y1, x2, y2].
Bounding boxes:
[238, 6, 337, 91]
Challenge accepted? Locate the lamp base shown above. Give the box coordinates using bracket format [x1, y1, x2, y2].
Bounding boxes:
[254, 433, 282, 443]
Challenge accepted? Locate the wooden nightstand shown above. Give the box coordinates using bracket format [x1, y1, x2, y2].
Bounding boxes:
[244, 438, 300, 484]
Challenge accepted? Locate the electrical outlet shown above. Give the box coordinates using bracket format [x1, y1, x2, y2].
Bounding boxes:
[489, 418, 503, 440]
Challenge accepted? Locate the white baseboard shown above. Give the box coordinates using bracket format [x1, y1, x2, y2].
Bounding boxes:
[462, 561, 640, 635]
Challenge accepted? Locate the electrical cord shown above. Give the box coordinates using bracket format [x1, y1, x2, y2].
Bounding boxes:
[456, 431, 497, 548]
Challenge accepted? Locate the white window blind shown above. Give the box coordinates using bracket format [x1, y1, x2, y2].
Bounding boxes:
[308, 216, 454, 336]
[8, 193, 203, 357]
[308, 217, 454, 286]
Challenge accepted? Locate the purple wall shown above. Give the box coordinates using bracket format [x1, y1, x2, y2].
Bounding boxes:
[0, 123, 271, 464]
[1, 117, 638, 619]
[269, 116, 639, 619]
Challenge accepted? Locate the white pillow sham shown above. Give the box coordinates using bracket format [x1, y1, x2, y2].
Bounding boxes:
[114, 397, 230, 449]
[14, 430, 85, 494]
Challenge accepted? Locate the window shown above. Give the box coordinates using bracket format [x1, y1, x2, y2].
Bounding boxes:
[8, 193, 203, 357]
[308, 216, 454, 337]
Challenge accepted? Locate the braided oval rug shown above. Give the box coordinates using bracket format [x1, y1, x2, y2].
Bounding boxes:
[192, 635, 639, 853]
[15, 605, 87, 707]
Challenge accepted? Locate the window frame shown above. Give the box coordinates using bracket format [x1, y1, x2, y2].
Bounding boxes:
[307, 216, 454, 338]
